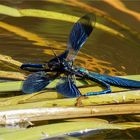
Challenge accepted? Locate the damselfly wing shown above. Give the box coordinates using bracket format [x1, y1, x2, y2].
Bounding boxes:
[56, 76, 81, 97]
[66, 14, 95, 61]
[22, 71, 52, 94]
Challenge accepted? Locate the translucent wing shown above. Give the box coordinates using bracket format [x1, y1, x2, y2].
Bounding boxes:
[22, 71, 52, 94]
[56, 77, 81, 98]
[89, 72, 140, 88]
[66, 14, 95, 61]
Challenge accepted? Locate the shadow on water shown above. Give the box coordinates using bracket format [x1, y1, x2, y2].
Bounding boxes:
[40, 129, 140, 140]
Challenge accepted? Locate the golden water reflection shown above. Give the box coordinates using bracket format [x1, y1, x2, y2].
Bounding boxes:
[0, 0, 140, 76]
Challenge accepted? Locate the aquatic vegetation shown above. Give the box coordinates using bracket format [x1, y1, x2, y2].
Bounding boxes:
[0, 1, 140, 139]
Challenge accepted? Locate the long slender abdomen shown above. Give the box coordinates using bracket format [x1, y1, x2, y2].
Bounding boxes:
[89, 72, 140, 88]
[20, 63, 45, 72]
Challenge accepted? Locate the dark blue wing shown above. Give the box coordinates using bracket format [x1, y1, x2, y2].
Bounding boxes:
[66, 14, 95, 61]
[48, 14, 95, 65]
[89, 72, 140, 88]
[22, 72, 51, 94]
[56, 77, 81, 98]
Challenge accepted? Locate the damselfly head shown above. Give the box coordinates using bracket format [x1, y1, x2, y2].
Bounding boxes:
[47, 59, 61, 70]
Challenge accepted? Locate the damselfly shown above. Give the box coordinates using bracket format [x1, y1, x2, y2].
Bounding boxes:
[21, 14, 140, 97]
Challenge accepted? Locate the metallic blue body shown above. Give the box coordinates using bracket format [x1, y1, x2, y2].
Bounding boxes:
[21, 64, 45, 72]
[21, 14, 140, 97]
[77, 68, 140, 96]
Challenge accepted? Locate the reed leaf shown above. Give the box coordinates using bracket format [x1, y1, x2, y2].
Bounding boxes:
[0, 71, 25, 80]
[0, 119, 140, 140]
[0, 127, 22, 135]
[0, 90, 139, 110]
[0, 104, 139, 126]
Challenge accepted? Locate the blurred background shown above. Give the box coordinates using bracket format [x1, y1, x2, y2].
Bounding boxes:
[0, 0, 140, 76]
